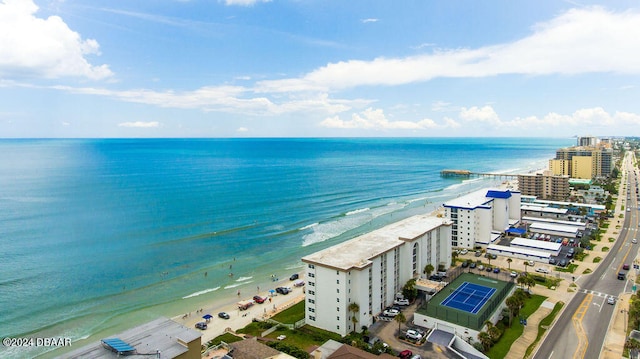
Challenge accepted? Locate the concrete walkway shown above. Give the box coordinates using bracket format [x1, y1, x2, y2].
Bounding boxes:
[504, 301, 553, 359]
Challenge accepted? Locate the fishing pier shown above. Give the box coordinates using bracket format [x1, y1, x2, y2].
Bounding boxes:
[440, 169, 518, 179]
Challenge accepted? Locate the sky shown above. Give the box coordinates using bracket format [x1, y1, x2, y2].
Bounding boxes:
[1, 0, 640, 138]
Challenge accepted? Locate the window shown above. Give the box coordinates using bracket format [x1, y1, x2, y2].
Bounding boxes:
[337, 307, 340, 312]
[337, 288, 340, 293]
[309, 315, 316, 321]
[308, 264, 315, 269]
[309, 308, 315, 313]
[309, 281, 315, 286]
[337, 298, 340, 302]
[308, 290, 315, 295]
[337, 280, 340, 284]
[337, 325, 340, 330]
[309, 273, 315, 278]
[308, 298, 315, 304]
[337, 270, 339, 275]
[337, 316, 340, 321]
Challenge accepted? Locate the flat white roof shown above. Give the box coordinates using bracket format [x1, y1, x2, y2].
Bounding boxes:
[521, 204, 568, 214]
[476, 231, 502, 245]
[443, 188, 494, 209]
[511, 237, 561, 251]
[487, 244, 551, 258]
[534, 199, 606, 210]
[62, 317, 201, 358]
[302, 214, 449, 271]
[523, 216, 586, 229]
[529, 222, 579, 235]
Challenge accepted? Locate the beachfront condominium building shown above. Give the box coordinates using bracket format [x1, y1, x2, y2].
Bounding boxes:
[549, 146, 613, 179]
[518, 171, 570, 201]
[301, 214, 451, 336]
[443, 188, 521, 248]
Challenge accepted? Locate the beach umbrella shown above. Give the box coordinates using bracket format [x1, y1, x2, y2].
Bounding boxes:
[202, 314, 213, 322]
[268, 289, 275, 296]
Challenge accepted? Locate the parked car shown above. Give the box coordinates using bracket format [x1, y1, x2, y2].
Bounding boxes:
[485, 266, 493, 272]
[475, 251, 482, 257]
[382, 308, 399, 317]
[633, 238, 637, 244]
[218, 312, 230, 319]
[460, 249, 468, 255]
[623, 263, 630, 270]
[510, 271, 518, 278]
[405, 329, 422, 341]
[461, 260, 469, 268]
[558, 259, 567, 267]
[275, 287, 289, 295]
[253, 295, 266, 304]
[549, 258, 556, 265]
[289, 273, 299, 281]
[429, 274, 443, 281]
[195, 322, 208, 330]
[469, 262, 477, 269]
[493, 267, 500, 274]
[608, 296, 616, 305]
[399, 350, 413, 359]
[394, 298, 410, 306]
[490, 254, 497, 259]
[478, 265, 484, 271]
[535, 267, 550, 274]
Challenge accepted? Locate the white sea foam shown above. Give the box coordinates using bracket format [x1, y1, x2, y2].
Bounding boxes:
[302, 202, 406, 247]
[346, 208, 369, 216]
[285, 262, 305, 271]
[235, 276, 253, 282]
[224, 282, 250, 289]
[182, 286, 220, 299]
[299, 222, 319, 231]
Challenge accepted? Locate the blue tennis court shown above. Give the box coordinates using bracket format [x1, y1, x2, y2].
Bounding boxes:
[441, 282, 496, 314]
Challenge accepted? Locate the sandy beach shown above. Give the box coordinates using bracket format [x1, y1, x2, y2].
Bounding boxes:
[172, 272, 306, 345]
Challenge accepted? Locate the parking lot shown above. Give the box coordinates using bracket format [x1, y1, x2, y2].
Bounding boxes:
[367, 301, 458, 359]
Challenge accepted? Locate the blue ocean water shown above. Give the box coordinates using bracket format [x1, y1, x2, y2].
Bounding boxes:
[0, 137, 572, 357]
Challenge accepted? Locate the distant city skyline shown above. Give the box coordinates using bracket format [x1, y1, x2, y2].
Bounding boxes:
[1, 1, 640, 138]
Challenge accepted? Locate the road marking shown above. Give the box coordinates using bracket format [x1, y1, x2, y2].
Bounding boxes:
[572, 293, 592, 359]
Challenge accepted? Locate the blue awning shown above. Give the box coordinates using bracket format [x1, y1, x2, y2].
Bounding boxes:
[102, 338, 135, 354]
[486, 190, 512, 199]
[507, 227, 526, 235]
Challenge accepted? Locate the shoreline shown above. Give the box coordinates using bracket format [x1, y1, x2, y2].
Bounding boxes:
[172, 271, 307, 345]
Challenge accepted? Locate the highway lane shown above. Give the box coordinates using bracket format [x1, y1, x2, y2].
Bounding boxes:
[534, 151, 637, 359]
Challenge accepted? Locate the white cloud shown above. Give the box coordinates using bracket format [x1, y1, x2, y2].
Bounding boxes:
[222, 0, 271, 6]
[61, 121, 70, 126]
[258, 7, 640, 92]
[0, 0, 112, 80]
[459, 106, 501, 126]
[118, 121, 160, 128]
[319, 108, 444, 130]
[361, 18, 379, 23]
[236, 127, 249, 132]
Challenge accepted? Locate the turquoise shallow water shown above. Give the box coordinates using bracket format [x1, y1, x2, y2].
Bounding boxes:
[0, 137, 572, 357]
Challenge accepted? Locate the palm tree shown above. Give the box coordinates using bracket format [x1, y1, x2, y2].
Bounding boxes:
[506, 258, 513, 271]
[505, 296, 521, 327]
[423, 264, 435, 279]
[451, 251, 458, 266]
[394, 312, 407, 334]
[488, 326, 501, 342]
[523, 261, 529, 273]
[477, 331, 492, 352]
[348, 302, 360, 333]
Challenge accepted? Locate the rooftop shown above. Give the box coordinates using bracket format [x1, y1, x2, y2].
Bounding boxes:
[444, 188, 516, 209]
[302, 213, 449, 270]
[61, 317, 201, 359]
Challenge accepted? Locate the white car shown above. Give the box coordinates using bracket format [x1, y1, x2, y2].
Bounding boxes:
[510, 271, 518, 278]
[460, 249, 468, 255]
[394, 298, 410, 306]
[405, 329, 422, 340]
[633, 238, 637, 244]
[535, 268, 550, 274]
[382, 308, 399, 317]
[607, 296, 616, 305]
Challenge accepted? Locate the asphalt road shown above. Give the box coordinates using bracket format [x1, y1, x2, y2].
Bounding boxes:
[534, 152, 638, 359]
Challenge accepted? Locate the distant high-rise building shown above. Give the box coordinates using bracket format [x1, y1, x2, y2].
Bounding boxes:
[518, 171, 570, 201]
[549, 146, 613, 179]
[577, 136, 598, 147]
